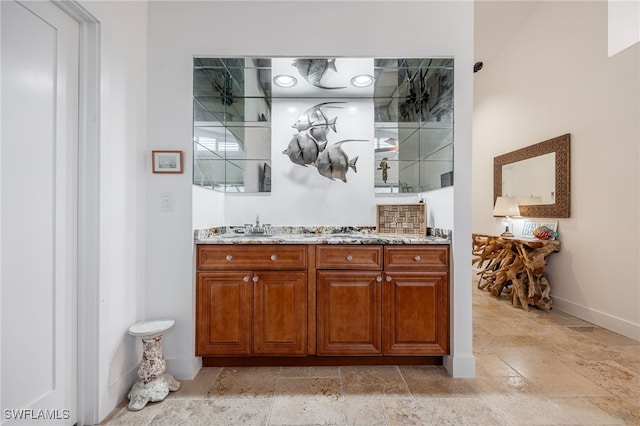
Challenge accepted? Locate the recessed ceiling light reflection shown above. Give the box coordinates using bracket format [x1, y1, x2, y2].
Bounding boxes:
[273, 75, 298, 88]
[350, 74, 374, 88]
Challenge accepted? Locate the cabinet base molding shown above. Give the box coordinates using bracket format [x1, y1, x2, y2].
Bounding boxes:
[202, 356, 442, 368]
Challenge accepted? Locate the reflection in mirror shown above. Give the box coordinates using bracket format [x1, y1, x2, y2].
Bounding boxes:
[193, 58, 272, 192]
[502, 152, 555, 205]
[193, 57, 454, 194]
[494, 134, 570, 218]
[373, 58, 454, 193]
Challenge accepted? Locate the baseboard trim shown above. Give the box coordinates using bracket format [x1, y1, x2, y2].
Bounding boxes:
[443, 353, 476, 378]
[167, 356, 202, 380]
[553, 296, 640, 342]
[201, 356, 442, 367]
[99, 363, 138, 421]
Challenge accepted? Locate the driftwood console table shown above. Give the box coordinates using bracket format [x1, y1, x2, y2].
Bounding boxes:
[472, 234, 560, 311]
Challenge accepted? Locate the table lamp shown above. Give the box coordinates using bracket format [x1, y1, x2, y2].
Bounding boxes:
[493, 196, 520, 237]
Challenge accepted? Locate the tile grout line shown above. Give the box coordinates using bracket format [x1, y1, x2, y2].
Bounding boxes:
[377, 392, 391, 426]
[143, 399, 167, 426]
[337, 366, 350, 426]
[395, 365, 413, 401]
[264, 366, 281, 426]
[207, 367, 224, 399]
[334, 366, 346, 426]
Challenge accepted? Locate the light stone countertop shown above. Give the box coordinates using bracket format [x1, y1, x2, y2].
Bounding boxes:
[194, 226, 450, 245]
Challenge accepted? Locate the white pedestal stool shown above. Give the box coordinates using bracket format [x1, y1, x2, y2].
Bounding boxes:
[127, 319, 180, 410]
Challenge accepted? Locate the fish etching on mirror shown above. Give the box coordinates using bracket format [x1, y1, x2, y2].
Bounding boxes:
[315, 140, 367, 183]
[282, 130, 327, 166]
[292, 102, 344, 143]
[292, 59, 346, 90]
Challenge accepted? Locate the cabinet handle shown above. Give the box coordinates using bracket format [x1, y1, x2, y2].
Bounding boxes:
[376, 276, 382, 282]
[225, 255, 233, 261]
[414, 255, 421, 262]
[252, 276, 259, 282]
[346, 255, 353, 261]
[243, 276, 249, 283]
[386, 275, 392, 282]
[270, 254, 277, 261]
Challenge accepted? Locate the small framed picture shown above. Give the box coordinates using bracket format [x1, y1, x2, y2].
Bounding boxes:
[152, 150, 183, 174]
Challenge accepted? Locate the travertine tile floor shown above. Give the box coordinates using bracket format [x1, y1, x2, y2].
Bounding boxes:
[101, 279, 640, 425]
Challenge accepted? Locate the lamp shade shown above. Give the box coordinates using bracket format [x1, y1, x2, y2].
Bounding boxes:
[493, 196, 521, 217]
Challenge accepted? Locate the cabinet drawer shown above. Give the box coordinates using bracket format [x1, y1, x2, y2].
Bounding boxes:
[384, 245, 449, 270]
[316, 246, 383, 270]
[198, 245, 307, 270]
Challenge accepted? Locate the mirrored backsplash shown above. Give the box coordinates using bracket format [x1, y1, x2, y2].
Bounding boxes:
[193, 57, 453, 194]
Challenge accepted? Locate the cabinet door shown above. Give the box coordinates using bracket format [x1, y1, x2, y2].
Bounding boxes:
[383, 271, 449, 355]
[196, 272, 252, 356]
[317, 271, 382, 355]
[253, 271, 307, 356]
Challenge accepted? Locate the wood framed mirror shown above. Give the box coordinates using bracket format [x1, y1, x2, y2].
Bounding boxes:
[494, 134, 570, 218]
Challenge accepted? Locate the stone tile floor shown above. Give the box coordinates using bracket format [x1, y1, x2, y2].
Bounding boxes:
[101, 279, 640, 425]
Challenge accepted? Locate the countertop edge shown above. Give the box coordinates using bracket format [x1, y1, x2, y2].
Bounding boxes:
[194, 236, 450, 245]
[194, 226, 452, 245]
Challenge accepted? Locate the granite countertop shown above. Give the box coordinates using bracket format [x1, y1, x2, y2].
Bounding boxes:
[194, 226, 451, 245]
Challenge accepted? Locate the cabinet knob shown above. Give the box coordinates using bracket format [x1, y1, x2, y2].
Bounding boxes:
[270, 254, 277, 261]
[386, 275, 392, 282]
[252, 276, 259, 282]
[243, 276, 249, 282]
[414, 255, 421, 262]
[346, 255, 353, 261]
[376, 276, 382, 282]
[225, 255, 233, 262]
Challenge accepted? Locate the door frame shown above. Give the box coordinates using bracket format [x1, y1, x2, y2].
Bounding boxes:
[51, 1, 100, 424]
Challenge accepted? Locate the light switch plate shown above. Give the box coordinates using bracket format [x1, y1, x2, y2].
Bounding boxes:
[161, 192, 174, 211]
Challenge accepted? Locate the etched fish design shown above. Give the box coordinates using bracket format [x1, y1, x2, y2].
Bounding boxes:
[292, 102, 344, 143]
[282, 130, 327, 166]
[315, 140, 366, 182]
[292, 59, 346, 90]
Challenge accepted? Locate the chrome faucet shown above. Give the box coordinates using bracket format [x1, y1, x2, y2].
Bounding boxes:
[244, 214, 271, 235]
[253, 215, 264, 234]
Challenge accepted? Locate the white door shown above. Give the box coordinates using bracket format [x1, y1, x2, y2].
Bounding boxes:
[1, 1, 79, 424]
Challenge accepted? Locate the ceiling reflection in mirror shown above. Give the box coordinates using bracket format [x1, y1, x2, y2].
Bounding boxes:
[193, 57, 453, 193]
[373, 59, 454, 193]
[193, 58, 272, 192]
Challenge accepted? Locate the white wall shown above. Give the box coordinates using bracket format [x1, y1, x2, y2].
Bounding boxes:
[192, 185, 224, 229]
[78, 1, 149, 421]
[608, 0, 640, 56]
[422, 187, 454, 231]
[474, 1, 640, 340]
[147, 0, 474, 378]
